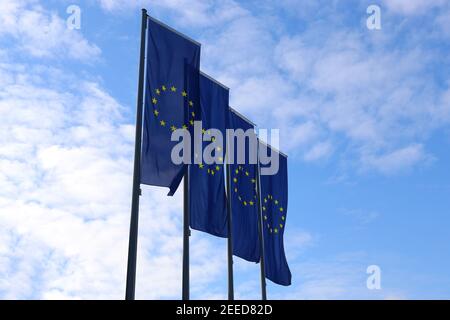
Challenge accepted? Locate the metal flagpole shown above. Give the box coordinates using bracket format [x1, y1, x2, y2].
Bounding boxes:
[182, 170, 190, 300]
[226, 161, 235, 300]
[182, 55, 190, 300]
[255, 140, 267, 300]
[125, 8, 148, 300]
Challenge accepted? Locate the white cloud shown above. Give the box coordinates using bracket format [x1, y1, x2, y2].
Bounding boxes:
[0, 0, 100, 60]
[0, 54, 226, 298]
[304, 141, 333, 162]
[362, 144, 430, 175]
[97, 0, 246, 27]
[271, 28, 447, 173]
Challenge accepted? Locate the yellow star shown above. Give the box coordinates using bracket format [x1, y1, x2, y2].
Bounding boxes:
[191, 112, 195, 117]
[171, 86, 176, 92]
[279, 224, 283, 228]
[233, 178, 237, 183]
[235, 169, 239, 174]
[251, 179, 256, 183]
[162, 85, 167, 91]
[182, 90, 187, 97]
[243, 201, 247, 206]
[264, 198, 267, 203]
[245, 171, 249, 176]
[199, 163, 204, 169]
[153, 109, 159, 116]
[274, 228, 278, 234]
[215, 165, 220, 171]
[264, 215, 267, 220]
[270, 228, 273, 233]
[155, 88, 161, 95]
[274, 200, 279, 205]
[207, 169, 211, 174]
[211, 170, 215, 175]
[249, 201, 254, 206]
[189, 101, 194, 107]
[190, 120, 194, 126]
[238, 196, 242, 201]
[201, 128, 206, 134]
[170, 125, 177, 132]
[218, 156, 223, 162]
[281, 216, 285, 220]
[152, 97, 157, 104]
[182, 124, 187, 130]
[262, 206, 266, 211]
[217, 146, 222, 151]
[234, 188, 237, 192]
[160, 120, 166, 126]
[280, 207, 284, 212]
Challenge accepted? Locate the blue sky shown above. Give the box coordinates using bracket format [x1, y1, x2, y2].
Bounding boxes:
[0, 0, 450, 299]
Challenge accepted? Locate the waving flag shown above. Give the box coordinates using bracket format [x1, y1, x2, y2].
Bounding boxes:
[259, 142, 291, 285]
[189, 73, 229, 237]
[228, 109, 261, 262]
[141, 16, 201, 196]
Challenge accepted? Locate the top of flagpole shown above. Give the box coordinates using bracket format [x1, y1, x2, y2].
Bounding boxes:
[146, 13, 202, 47]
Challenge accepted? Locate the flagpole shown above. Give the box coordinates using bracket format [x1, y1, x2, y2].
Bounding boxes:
[182, 56, 190, 300]
[125, 8, 147, 301]
[226, 162, 235, 300]
[182, 170, 190, 300]
[256, 140, 267, 300]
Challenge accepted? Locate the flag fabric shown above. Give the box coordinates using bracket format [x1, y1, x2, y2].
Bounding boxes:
[141, 16, 201, 196]
[228, 109, 261, 262]
[259, 143, 291, 285]
[189, 74, 229, 237]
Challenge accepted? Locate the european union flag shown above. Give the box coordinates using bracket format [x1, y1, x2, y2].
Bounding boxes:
[189, 73, 229, 237]
[141, 16, 201, 195]
[228, 109, 261, 262]
[259, 143, 291, 285]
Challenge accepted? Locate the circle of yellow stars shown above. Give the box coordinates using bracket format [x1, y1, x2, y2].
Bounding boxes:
[152, 84, 225, 176]
[262, 194, 285, 235]
[232, 165, 258, 207]
[151, 84, 196, 132]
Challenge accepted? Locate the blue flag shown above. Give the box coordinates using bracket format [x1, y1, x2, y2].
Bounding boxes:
[260, 143, 291, 286]
[189, 74, 228, 237]
[228, 109, 261, 262]
[141, 16, 201, 196]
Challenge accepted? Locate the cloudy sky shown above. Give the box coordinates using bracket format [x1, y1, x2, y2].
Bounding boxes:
[1, 0, 450, 299]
